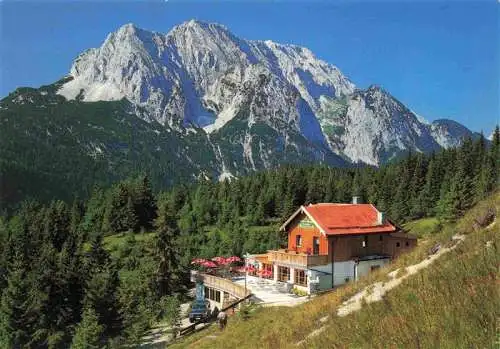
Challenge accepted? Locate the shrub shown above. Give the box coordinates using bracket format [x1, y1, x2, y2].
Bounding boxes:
[292, 287, 308, 297]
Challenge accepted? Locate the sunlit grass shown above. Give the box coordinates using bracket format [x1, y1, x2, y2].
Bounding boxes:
[403, 217, 440, 237]
[103, 231, 156, 255]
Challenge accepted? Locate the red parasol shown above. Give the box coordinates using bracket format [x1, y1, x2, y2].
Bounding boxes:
[201, 260, 218, 268]
[211, 256, 228, 265]
[225, 256, 242, 263]
[191, 258, 208, 265]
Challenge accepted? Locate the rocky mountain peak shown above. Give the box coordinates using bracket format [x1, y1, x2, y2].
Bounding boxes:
[54, 20, 476, 169]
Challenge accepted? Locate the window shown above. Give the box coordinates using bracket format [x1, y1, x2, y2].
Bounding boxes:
[362, 235, 368, 248]
[405, 241, 409, 247]
[295, 269, 307, 286]
[313, 237, 320, 255]
[206, 289, 221, 302]
[379, 235, 383, 241]
[278, 266, 290, 282]
[371, 265, 381, 271]
[396, 242, 401, 247]
[296, 235, 302, 248]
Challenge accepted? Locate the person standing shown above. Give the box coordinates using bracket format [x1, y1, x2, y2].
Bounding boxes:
[217, 311, 227, 330]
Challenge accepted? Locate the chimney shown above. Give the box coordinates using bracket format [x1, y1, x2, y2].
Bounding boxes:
[352, 196, 362, 204]
[377, 211, 385, 225]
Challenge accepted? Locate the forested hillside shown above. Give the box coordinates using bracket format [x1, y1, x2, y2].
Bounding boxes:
[0, 80, 218, 212]
[0, 128, 498, 348]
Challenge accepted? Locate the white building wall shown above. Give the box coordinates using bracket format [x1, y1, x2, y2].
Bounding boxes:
[355, 258, 390, 279]
[308, 260, 356, 291]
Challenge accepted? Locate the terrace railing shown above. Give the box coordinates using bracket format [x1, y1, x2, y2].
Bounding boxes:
[190, 270, 251, 299]
[268, 250, 329, 268]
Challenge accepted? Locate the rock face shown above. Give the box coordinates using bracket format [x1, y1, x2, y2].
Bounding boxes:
[52, 20, 475, 170]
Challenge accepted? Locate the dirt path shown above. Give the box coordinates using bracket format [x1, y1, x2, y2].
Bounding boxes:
[296, 234, 466, 346]
[337, 233, 465, 316]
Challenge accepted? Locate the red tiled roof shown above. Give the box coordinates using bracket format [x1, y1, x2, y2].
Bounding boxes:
[302, 203, 396, 236]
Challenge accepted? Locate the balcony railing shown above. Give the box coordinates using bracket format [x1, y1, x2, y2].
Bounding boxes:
[268, 250, 329, 267]
[190, 270, 251, 299]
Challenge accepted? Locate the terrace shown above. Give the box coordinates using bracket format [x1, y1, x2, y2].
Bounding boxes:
[267, 249, 329, 268]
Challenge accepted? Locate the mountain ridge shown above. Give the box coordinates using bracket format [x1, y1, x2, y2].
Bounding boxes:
[0, 20, 483, 207]
[55, 20, 477, 166]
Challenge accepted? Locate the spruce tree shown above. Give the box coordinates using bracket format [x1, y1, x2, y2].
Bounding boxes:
[408, 153, 427, 219]
[83, 264, 121, 337]
[154, 199, 180, 297]
[43, 200, 70, 251]
[133, 175, 157, 230]
[70, 307, 103, 349]
[0, 257, 30, 348]
[419, 153, 441, 216]
[491, 125, 500, 188]
[473, 134, 493, 201]
[125, 196, 139, 233]
[81, 186, 106, 234]
[103, 183, 134, 233]
[83, 231, 122, 337]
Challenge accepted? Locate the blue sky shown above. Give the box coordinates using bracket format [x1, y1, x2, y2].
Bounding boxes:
[0, 0, 498, 134]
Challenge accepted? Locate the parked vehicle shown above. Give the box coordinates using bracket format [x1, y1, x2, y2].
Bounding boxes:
[188, 299, 211, 323]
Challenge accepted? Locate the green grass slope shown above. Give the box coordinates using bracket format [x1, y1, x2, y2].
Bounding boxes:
[172, 193, 499, 349]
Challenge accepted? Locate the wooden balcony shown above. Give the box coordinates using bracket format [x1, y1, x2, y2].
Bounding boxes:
[267, 250, 329, 268]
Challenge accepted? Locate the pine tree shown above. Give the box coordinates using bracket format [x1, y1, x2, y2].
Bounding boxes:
[82, 186, 106, 234]
[86, 232, 110, 271]
[133, 175, 157, 230]
[228, 219, 246, 257]
[418, 153, 441, 216]
[56, 236, 85, 339]
[43, 200, 71, 251]
[162, 296, 181, 338]
[0, 218, 7, 292]
[437, 175, 461, 222]
[473, 134, 493, 201]
[280, 188, 296, 222]
[0, 257, 30, 348]
[103, 183, 134, 233]
[455, 138, 475, 213]
[390, 161, 411, 221]
[29, 242, 60, 347]
[125, 196, 139, 233]
[119, 231, 142, 270]
[490, 125, 500, 188]
[83, 264, 122, 337]
[83, 230, 122, 337]
[70, 307, 103, 349]
[154, 199, 180, 297]
[408, 153, 427, 219]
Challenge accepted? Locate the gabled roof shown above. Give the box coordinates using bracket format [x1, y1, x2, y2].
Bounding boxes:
[280, 203, 397, 236]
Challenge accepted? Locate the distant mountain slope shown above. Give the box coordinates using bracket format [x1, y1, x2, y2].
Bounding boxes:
[0, 20, 481, 207]
[0, 80, 218, 207]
